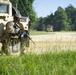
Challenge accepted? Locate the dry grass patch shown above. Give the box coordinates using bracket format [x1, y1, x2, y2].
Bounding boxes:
[27, 40, 76, 54]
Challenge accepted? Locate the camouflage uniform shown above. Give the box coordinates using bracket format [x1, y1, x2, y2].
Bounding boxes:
[1, 31, 12, 55]
[1, 14, 26, 55]
[1, 24, 21, 55]
[18, 22, 26, 54]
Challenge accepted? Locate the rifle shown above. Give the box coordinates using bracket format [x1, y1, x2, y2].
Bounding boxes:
[14, 23, 35, 44]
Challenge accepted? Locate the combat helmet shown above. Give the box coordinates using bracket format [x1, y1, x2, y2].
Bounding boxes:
[14, 14, 22, 20]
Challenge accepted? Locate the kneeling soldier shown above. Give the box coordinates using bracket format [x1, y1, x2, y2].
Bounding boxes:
[1, 14, 26, 55]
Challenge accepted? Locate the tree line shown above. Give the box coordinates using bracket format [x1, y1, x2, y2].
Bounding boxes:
[34, 4, 76, 31]
[10, 0, 76, 31]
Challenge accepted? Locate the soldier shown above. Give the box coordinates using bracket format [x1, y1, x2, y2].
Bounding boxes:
[1, 14, 26, 55]
[13, 14, 26, 54]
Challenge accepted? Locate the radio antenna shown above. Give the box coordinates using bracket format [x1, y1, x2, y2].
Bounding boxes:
[19, 0, 29, 17]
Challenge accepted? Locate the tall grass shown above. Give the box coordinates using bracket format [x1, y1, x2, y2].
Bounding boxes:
[29, 32, 76, 54]
[0, 32, 76, 75]
[28, 40, 76, 54]
[0, 51, 76, 75]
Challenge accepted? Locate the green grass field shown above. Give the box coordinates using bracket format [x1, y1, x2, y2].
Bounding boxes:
[29, 30, 76, 35]
[0, 51, 76, 75]
[0, 31, 76, 75]
[30, 30, 54, 35]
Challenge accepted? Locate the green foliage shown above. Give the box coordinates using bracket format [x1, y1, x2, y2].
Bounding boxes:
[10, 0, 18, 7]
[35, 17, 45, 31]
[65, 4, 76, 30]
[0, 51, 76, 75]
[10, 0, 37, 28]
[54, 7, 70, 31]
[9, 0, 76, 31]
[35, 5, 76, 31]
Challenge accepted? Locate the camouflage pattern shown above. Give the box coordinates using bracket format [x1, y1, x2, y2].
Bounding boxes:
[1, 21, 26, 55]
[1, 31, 21, 55]
[1, 31, 12, 55]
[20, 37, 26, 54]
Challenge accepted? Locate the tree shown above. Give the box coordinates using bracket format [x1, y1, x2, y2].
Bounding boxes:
[54, 7, 70, 31]
[10, 0, 37, 29]
[10, 0, 19, 7]
[35, 17, 45, 31]
[65, 4, 76, 30]
[43, 13, 54, 30]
